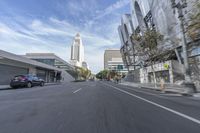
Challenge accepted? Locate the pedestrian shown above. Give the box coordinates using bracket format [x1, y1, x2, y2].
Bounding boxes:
[160, 78, 165, 93]
[116, 76, 119, 84]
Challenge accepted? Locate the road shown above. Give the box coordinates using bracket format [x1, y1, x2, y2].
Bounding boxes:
[0, 81, 200, 133]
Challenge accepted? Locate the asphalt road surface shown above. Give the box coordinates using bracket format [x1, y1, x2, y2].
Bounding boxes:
[0, 81, 200, 133]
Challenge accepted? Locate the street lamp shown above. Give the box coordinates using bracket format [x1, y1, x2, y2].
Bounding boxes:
[170, 0, 196, 92]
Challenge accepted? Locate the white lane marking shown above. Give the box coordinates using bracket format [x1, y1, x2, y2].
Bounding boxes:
[73, 88, 82, 94]
[102, 83, 200, 125]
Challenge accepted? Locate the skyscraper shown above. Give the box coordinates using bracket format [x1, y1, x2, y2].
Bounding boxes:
[70, 33, 85, 67]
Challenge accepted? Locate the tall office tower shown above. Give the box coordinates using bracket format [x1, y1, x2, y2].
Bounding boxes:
[70, 33, 85, 67]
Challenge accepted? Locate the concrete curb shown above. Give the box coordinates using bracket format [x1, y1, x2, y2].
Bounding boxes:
[45, 82, 62, 86]
[193, 93, 200, 98]
[0, 85, 10, 90]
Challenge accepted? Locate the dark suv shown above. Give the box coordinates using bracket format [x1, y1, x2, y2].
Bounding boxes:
[10, 74, 45, 88]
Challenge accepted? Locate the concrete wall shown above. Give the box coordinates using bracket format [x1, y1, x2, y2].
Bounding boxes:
[140, 61, 172, 83]
[137, 60, 184, 84]
[0, 58, 60, 85]
[139, 60, 184, 84]
[189, 55, 200, 90]
[0, 64, 28, 85]
[171, 60, 185, 83]
[61, 70, 74, 82]
[124, 69, 140, 83]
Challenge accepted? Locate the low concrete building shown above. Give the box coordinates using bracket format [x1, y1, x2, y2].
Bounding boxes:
[24, 53, 73, 70]
[23, 53, 75, 82]
[0, 50, 63, 85]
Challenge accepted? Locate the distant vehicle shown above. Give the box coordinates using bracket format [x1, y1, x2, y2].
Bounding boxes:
[10, 74, 45, 88]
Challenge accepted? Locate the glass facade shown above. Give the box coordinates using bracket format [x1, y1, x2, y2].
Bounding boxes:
[31, 58, 70, 70]
[191, 47, 200, 57]
[33, 59, 55, 66]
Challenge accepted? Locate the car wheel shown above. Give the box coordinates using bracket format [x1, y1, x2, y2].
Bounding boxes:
[27, 82, 32, 88]
[40, 82, 44, 87]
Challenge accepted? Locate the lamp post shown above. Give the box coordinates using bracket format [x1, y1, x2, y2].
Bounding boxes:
[170, 0, 196, 92]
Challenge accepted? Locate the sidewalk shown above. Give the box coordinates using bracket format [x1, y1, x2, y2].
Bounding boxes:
[193, 93, 200, 98]
[0, 85, 10, 90]
[120, 81, 198, 96]
[0, 82, 62, 90]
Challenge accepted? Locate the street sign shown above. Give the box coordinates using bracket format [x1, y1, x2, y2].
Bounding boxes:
[117, 65, 123, 70]
[163, 64, 169, 70]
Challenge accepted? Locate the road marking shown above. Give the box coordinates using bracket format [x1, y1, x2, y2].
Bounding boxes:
[102, 83, 200, 125]
[73, 88, 82, 94]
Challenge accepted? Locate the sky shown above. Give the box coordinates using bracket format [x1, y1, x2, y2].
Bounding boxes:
[0, 0, 130, 73]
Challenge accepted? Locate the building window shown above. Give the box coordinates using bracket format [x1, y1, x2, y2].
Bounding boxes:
[191, 47, 200, 57]
[33, 59, 55, 66]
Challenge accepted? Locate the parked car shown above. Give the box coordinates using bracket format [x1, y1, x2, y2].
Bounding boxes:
[10, 74, 45, 88]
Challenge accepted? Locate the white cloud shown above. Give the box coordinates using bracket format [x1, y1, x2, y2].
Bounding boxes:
[0, 0, 129, 73]
[58, 0, 98, 18]
[0, 18, 119, 73]
[84, 0, 130, 33]
[95, 0, 130, 20]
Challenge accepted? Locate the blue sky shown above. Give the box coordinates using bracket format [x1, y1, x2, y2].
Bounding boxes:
[0, 0, 130, 73]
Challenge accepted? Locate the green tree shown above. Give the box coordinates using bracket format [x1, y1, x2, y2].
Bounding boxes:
[76, 67, 92, 80]
[96, 70, 110, 80]
[96, 70, 119, 80]
[131, 29, 164, 87]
